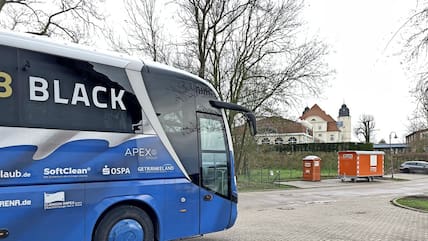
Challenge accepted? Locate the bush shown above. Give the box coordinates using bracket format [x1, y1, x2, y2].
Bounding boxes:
[238, 148, 338, 178]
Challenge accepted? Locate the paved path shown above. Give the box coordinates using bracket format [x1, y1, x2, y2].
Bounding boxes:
[189, 174, 428, 241]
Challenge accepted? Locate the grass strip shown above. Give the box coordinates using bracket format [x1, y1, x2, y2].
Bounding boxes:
[395, 196, 428, 212]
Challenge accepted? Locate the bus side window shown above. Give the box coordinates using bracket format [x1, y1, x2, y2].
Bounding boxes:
[16, 50, 142, 133]
[132, 110, 155, 134]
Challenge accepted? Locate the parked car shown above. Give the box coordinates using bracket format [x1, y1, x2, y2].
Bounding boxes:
[399, 161, 428, 174]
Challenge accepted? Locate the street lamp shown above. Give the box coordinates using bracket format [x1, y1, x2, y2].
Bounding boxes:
[389, 131, 398, 179]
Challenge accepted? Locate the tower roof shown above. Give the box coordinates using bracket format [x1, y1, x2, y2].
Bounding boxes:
[302, 106, 310, 115]
[339, 104, 350, 117]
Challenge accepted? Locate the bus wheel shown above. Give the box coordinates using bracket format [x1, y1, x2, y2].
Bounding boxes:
[94, 205, 154, 241]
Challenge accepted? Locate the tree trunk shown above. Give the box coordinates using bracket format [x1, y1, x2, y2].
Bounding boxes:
[0, 0, 6, 12]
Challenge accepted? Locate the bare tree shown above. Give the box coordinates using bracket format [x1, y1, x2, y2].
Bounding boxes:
[103, 0, 330, 173]
[178, 0, 330, 172]
[178, 0, 329, 113]
[106, 0, 170, 63]
[395, 1, 428, 130]
[0, 0, 105, 43]
[408, 74, 428, 130]
[354, 114, 376, 144]
[0, 0, 6, 12]
[177, 0, 250, 79]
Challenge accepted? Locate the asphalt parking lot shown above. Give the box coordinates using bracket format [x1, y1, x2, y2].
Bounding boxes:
[190, 174, 428, 241]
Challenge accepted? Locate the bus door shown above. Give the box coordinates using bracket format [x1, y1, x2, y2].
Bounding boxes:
[197, 113, 232, 234]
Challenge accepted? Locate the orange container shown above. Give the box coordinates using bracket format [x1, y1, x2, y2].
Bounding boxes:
[338, 151, 384, 182]
[302, 155, 321, 181]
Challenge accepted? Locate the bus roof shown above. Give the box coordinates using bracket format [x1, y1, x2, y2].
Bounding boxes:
[0, 30, 222, 104]
[0, 30, 142, 70]
[0, 30, 218, 97]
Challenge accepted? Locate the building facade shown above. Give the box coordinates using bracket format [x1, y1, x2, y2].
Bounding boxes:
[406, 128, 428, 152]
[255, 104, 352, 144]
[300, 104, 352, 143]
[255, 117, 313, 145]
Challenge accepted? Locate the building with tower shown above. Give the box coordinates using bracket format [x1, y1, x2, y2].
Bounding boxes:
[299, 104, 352, 143]
[253, 104, 352, 144]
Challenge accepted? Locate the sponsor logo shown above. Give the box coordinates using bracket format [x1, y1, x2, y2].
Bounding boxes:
[138, 164, 175, 173]
[0, 199, 32, 208]
[43, 167, 91, 178]
[0, 170, 31, 179]
[125, 147, 157, 159]
[29, 76, 126, 111]
[0, 71, 12, 98]
[102, 165, 131, 176]
[44, 191, 82, 210]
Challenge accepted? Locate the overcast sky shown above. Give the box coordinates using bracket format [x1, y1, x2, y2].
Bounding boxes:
[300, 0, 419, 143]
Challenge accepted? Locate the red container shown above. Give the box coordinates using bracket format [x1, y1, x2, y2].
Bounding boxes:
[302, 155, 321, 181]
[338, 151, 384, 182]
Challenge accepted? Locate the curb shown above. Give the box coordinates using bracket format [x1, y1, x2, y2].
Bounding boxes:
[390, 196, 428, 213]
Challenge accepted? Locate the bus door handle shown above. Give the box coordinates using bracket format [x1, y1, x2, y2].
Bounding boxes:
[203, 194, 213, 201]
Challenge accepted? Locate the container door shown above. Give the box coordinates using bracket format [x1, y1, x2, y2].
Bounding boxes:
[197, 113, 232, 234]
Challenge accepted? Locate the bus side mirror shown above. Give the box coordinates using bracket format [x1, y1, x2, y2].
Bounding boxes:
[244, 112, 257, 136]
[209, 100, 257, 136]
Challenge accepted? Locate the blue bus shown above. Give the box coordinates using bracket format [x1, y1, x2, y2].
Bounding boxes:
[0, 31, 256, 241]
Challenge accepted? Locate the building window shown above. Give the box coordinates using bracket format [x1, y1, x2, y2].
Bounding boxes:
[288, 137, 297, 144]
[261, 137, 271, 145]
[274, 137, 284, 145]
[318, 134, 322, 137]
[330, 135, 334, 141]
